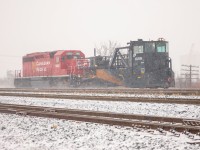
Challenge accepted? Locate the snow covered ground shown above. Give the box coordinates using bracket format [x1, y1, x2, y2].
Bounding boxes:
[1, 91, 200, 99]
[0, 96, 200, 118]
[0, 113, 199, 150]
[0, 95, 200, 149]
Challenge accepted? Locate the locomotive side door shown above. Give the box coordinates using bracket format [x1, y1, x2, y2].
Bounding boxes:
[131, 42, 145, 78]
[53, 52, 62, 76]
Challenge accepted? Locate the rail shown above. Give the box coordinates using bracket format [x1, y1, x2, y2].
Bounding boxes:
[0, 103, 200, 136]
[0, 90, 200, 105]
[1, 88, 200, 96]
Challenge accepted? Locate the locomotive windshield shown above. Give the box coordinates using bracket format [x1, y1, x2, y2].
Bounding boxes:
[156, 42, 168, 52]
[133, 45, 143, 54]
[145, 43, 155, 52]
[66, 52, 81, 59]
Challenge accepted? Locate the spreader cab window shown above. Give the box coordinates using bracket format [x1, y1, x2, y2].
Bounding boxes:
[156, 43, 166, 52]
[134, 45, 143, 54]
[145, 43, 155, 52]
[166, 43, 169, 52]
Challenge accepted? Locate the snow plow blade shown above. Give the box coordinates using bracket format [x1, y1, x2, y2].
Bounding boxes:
[96, 69, 123, 86]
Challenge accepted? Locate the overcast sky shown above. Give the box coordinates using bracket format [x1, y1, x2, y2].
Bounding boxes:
[0, 0, 200, 77]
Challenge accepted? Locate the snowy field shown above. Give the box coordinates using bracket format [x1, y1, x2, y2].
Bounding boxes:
[1, 91, 200, 99]
[0, 96, 200, 149]
[0, 96, 200, 118]
[0, 113, 200, 150]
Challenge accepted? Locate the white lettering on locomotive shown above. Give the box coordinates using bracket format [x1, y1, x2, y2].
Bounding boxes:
[135, 57, 142, 61]
[36, 61, 50, 66]
[36, 67, 47, 72]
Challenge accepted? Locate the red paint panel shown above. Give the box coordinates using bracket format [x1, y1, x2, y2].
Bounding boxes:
[22, 50, 88, 77]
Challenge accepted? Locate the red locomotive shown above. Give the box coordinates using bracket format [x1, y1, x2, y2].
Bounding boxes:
[14, 50, 89, 87]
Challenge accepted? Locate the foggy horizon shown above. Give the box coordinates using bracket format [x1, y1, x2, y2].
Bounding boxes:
[0, 0, 200, 78]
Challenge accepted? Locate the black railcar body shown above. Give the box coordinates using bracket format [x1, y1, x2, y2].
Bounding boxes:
[89, 38, 175, 88]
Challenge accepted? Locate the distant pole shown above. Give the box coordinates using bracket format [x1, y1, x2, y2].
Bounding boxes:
[189, 65, 192, 87]
[181, 64, 199, 88]
[94, 48, 96, 57]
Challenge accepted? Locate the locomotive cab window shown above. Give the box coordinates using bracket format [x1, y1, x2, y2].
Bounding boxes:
[145, 43, 155, 52]
[73, 56, 78, 59]
[156, 43, 166, 52]
[133, 45, 143, 54]
[61, 56, 65, 62]
[66, 52, 73, 59]
[73, 52, 81, 59]
[76, 52, 80, 56]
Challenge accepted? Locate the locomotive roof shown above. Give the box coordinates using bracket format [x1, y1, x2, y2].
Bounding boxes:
[24, 50, 83, 58]
[129, 38, 168, 43]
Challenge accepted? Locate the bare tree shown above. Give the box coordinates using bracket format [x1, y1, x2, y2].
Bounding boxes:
[95, 41, 120, 56]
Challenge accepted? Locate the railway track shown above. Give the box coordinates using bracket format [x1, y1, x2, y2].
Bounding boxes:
[0, 103, 200, 135]
[1, 88, 200, 95]
[0, 90, 200, 105]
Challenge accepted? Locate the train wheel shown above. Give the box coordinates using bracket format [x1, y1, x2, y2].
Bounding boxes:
[163, 82, 169, 89]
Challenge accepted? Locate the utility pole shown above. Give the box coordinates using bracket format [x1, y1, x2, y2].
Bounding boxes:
[181, 65, 199, 88]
